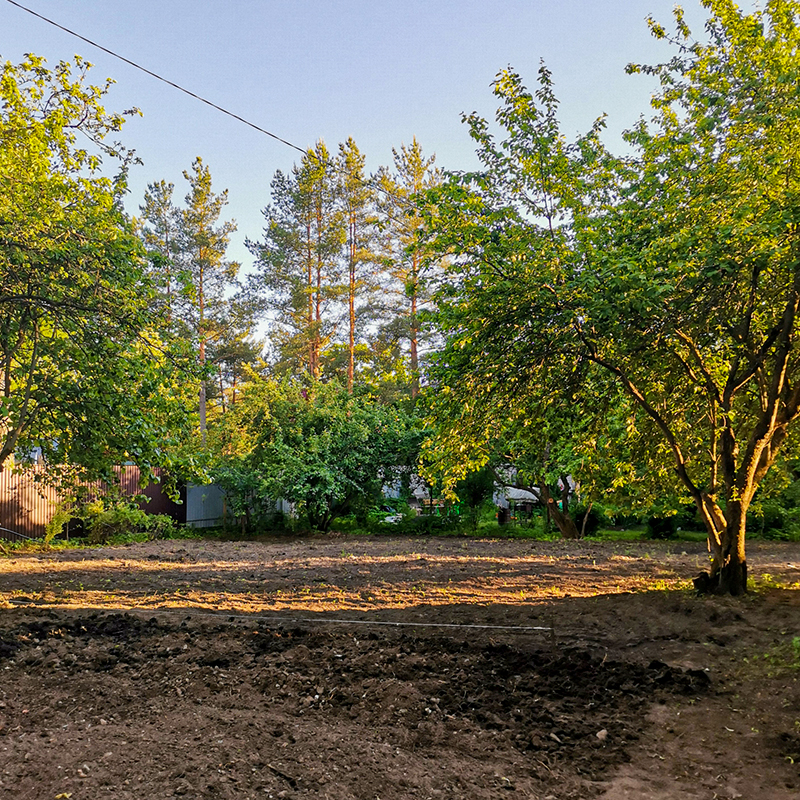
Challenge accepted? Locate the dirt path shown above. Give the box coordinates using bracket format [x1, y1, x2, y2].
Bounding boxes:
[0, 537, 798, 799]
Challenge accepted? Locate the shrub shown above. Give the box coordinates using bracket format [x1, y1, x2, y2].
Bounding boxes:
[144, 513, 178, 540]
[73, 498, 178, 543]
[372, 511, 463, 536]
[645, 515, 677, 540]
[79, 499, 149, 543]
[573, 505, 603, 537]
[44, 504, 74, 545]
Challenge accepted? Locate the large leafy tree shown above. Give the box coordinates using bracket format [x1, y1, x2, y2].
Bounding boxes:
[423, 0, 800, 595]
[0, 54, 192, 482]
[210, 379, 419, 531]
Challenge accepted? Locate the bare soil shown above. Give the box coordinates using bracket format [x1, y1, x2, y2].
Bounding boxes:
[0, 535, 799, 800]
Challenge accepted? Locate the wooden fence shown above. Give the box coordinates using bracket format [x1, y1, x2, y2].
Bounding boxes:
[0, 464, 184, 541]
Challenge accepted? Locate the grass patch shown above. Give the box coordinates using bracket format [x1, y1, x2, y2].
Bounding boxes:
[741, 635, 800, 678]
[749, 573, 800, 592]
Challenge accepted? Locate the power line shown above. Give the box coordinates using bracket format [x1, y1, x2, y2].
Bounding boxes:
[4, 0, 307, 156]
[4, 0, 425, 210]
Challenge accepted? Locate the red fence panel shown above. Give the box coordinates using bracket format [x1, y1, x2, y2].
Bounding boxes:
[0, 464, 182, 541]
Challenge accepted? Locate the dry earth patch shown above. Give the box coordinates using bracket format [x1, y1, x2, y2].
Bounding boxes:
[0, 537, 798, 799]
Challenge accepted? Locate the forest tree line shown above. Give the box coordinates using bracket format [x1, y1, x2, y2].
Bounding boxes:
[4, 1, 800, 594]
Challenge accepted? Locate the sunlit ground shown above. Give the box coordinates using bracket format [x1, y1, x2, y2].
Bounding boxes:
[0, 537, 762, 615]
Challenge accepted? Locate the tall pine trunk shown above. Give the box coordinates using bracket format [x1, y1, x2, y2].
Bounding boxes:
[198, 266, 206, 446]
[410, 253, 419, 399]
[306, 220, 315, 377]
[348, 214, 356, 393]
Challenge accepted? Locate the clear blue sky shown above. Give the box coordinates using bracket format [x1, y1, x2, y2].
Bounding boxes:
[1, 1, 747, 267]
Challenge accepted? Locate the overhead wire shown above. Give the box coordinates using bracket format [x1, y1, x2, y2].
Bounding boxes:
[4, 0, 307, 155]
[4, 0, 425, 209]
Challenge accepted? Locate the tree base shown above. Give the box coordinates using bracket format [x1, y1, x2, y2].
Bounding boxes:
[693, 571, 715, 594]
[693, 563, 748, 596]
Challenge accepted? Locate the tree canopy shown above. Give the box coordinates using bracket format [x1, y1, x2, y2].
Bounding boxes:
[422, 0, 800, 594]
[210, 378, 420, 531]
[0, 54, 193, 483]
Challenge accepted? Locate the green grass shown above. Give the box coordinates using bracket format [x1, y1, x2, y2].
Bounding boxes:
[741, 635, 800, 678]
[749, 572, 800, 592]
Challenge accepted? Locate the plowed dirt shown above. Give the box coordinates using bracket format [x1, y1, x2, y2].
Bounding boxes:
[0, 536, 798, 799]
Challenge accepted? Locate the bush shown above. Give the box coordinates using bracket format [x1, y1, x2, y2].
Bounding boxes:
[73, 498, 179, 543]
[209, 379, 421, 533]
[645, 515, 678, 540]
[144, 513, 178, 540]
[80, 499, 149, 543]
[747, 500, 800, 540]
[573, 505, 603, 537]
[373, 511, 463, 536]
[44, 504, 74, 545]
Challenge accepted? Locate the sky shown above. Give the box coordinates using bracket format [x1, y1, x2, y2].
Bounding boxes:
[1, 0, 747, 269]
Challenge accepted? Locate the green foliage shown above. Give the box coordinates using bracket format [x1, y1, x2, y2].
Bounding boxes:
[244, 136, 442, 397]
[209, 378, 422, 532]
[421, 2, 800, 593]
[573, 505, 603, 538]
[75, 497, 178, 544]
[246, 141, 345, 380]
[144, 513, 179, 540]
[376, 138, 443, 397]
[370, 512, 464, 537]
[78, 498, 150, 544]
[0, 54, 195, 482]
[645, 515, 678, 541]
[43, 503, 74, 546]
[454, 466, 496, 531]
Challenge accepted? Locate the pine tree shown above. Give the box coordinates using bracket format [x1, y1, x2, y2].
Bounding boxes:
[247, 141, 344, 379]
[377, 139, 441, 398]
[207, 331, 264, 413]
[337, 138, 379, 392]
[177, 158, 239, 441]
[139, 180, 181, 326]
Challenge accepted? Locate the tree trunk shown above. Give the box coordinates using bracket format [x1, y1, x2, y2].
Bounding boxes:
[539, 484, 580, 539]
[714, 502, 748, 595]
[306, 221, 315, 376]
[348, 214, 356, 393]
[693, 493, 748, 596]
[579, 502, 594, 538]
[198, 265, 206, 446]
[198, 335, 206, 447]
[410, 262, 419, 399]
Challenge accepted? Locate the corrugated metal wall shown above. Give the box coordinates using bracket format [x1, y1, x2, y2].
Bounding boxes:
[0, 464, 59, 539]
[185, 483, 226, 528]
[0, 465, 182, 541]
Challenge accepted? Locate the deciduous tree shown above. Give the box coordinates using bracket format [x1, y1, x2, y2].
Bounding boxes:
[423, 1, 800, 594]
[0, 54, 192, 483]
[210, 379, 419, 531]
